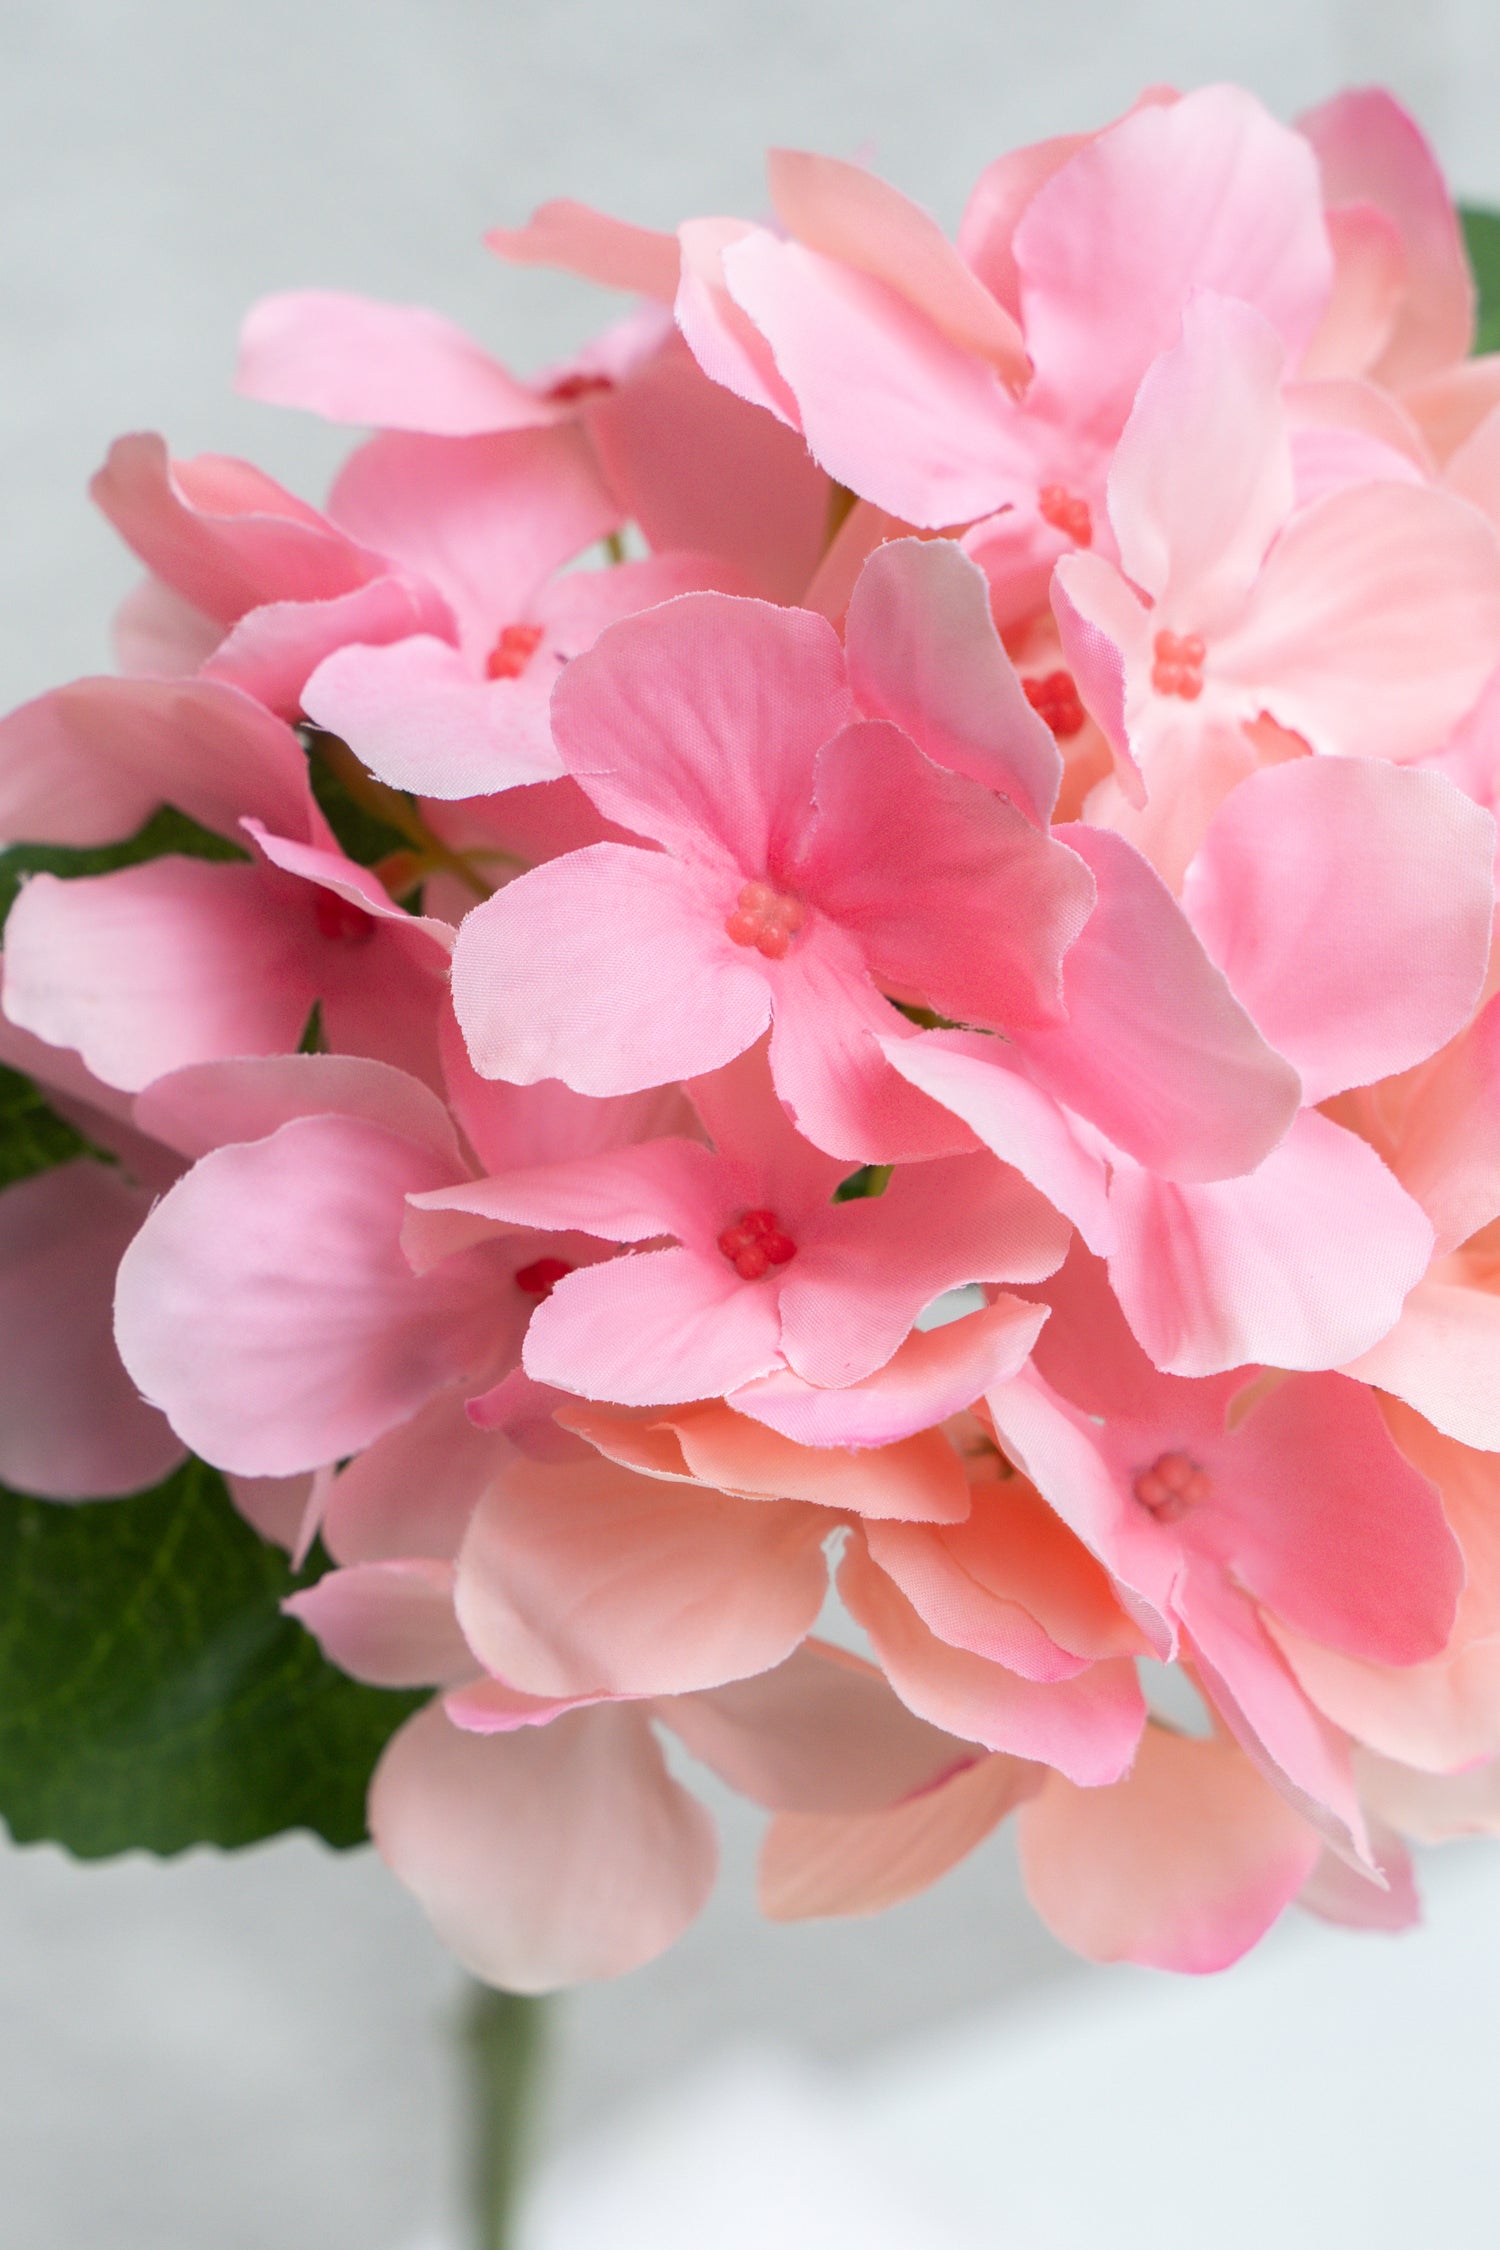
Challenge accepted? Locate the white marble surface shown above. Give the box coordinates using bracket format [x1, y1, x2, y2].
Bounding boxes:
[5, 1, 1500, 2241]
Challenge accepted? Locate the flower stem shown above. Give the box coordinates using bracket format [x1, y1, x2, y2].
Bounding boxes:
[462, 1984, 548, 2250]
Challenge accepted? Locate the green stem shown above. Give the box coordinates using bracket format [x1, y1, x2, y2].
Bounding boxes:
[463, 1984, 548, 2250]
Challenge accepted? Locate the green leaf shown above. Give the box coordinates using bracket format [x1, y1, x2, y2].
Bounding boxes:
[0, 1064, 104, 1190]
[305, 729, 417, 866]
[1461, 205, 1500, 355]
[0, 1456, 422, 1857]
[0, 803, 244, 932]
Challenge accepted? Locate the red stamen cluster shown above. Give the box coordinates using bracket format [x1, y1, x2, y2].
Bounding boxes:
[312, 889, 379, 946]
[1132, 1449, 1213, 1524]
[1151, 628, 1206, 699]
[717, 1207, 797, 1279]
[543, 371, 615, 405]
[514, 1256, 576, 1299]
[1023, 668, 1086, 739]
[1038, 484, 1093, 545]
[724, 879, 806, 960]
[485, 621, 546, 681]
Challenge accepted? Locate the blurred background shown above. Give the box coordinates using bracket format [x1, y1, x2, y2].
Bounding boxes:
[3, 2, 1500, 2242]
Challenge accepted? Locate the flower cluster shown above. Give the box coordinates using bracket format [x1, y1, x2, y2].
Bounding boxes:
[5, 82, 1500, 1988]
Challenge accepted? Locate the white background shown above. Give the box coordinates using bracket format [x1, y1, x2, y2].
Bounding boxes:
[4, 2, 1500, 2243]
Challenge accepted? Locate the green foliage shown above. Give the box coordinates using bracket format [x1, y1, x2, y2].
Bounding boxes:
[0, 1457, 422, 1857]
[305, 729, 417, 866]
[1461, 206, 1500, 355]
[0, 803, 244, 932]
[0, 1065, 103, 1189]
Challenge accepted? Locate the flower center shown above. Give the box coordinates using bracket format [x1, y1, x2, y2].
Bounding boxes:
[1023, 669, 1086, 739]
[724, 879, 805, 961]
[485, 621, 546, 681]
[717, 1207, 797, 1280]
[312, 889, 378, 945]
[1132, 1449, 1213, 1524]
[1038, 485, 1093, 545]
[514, 1256, 575, 1299]
[543, 372, 615, 405]
[1151, 629, 1206, 700]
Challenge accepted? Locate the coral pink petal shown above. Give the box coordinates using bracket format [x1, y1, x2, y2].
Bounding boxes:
[0, 1162, 183, 1499]
[662, 1641, 973, 1814]
[114, 1115, 498, 1476]
[455, 1455, 827, 1698]
[550, 592, 851, 866]
[370, 1700, 717, 1991]
[722, 231, 1033, 527]
[761, 1754, 1038, 1919]
[1108, 1110, 1434, 1377]
[766, 149, 1029, 382]
[1216, 482, 1500, 762]
[839, 1538, 1145, 1785]
[1344, 1279, 1500, 1451]
[451, 844, 771, 1093]
[2, 862, 313, 1092]
[1009, 824, 1301, 1183]
[236, 290, 557, 434]
[730, 1297, 1047, 1448]
[285, 1559, 476, 1687]
[522, 1244, 785, 1407]
[486, 199, 679, 299]
[1018, 1728, 1321, 1971]
[1184, 758, 1495, 1104]
[1014, 86, 1332, 437]
[843, 538, 1061, 825]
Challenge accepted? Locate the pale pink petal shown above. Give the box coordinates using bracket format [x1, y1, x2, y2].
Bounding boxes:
[1182, 758, 1495, 1103]
[1357, 1748, 1500, 1842]
[323, 1388, 506, 1564]
[1274, 1619, 1500, 1776]
[0, 1162, 183, 1500]
[1298, 203, 1406, 381]
[227, 1471, 314, 1552]
[442, 1678, 604, 1733]
[1299, 88, 1473, 387]
[285, 1559, 476, 1686]
[1049, 551, 1145, 794]
[674, 219, 803, 425]
[451, 845, 771, 1093]
[326, 423, 618, 651]
[761, 1754, 1038, 1919]
[878, 1032, 1115, 1254]
[455, 1455, 826, 1697]
[1297, 1824, 1420, 1934]
[1106, 293, 1292, 620]
[839, 1538, 1145, 1785]
[1018, 1727, 1321, 1971]
[1385, 994, 1500, 1252]
[766, 149, 1029, 382]
[722, 230, 1033, 527]
[1014, 86, 1332, 438]
[1009, 824, 1301, 1183]
[369, 1700, 717, 1990]
[236, 290, 557, 434]
[522, 1244, 785, 1406]
[843, 537, 1061, 824]
[486, 200, 679, 299]
[1216, 482, 1500, 762]
[2, 862, 313, 1092]
[957, 128, 1097, 317]
[114, 1116, 500, 1475]
[202, 577, 449, 719]
[112, 575, 222, 679]
[407, 1137, 723, 1259]
[730, 1298, 1048, 1448]
[1344, 1279, 1500, 1451]
[1108, 1111, 1435, 1377]
[134, 1053, 463, 1168]
[440, 1013, 695, 1175]
[662, 1641, 974, 1814]
[305, 636, 562, 800]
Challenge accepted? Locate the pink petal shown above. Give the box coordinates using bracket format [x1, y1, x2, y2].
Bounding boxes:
[440, 1013, 694, 1175]
[2, 861, 313, 1092]
[236, 290, 558, 434]
[305, 636, 562, 801]
[1183, 758, 1495, 1103]
[112, 575, 222, 679]
[662, 1640, 974, 1814]
[326, 423, 618, 651]
[114, 1115, 500, 1475]
[369, 1700, 717, 1989]
[134, 1053, 463, 1168]
[839, 1537, 1145, 1785]
[0, 1162, 183, 1500]
[202, 576, 449, 718]
[1358, 1749, 1500, 1842]
[1049, 551, 1145, 796]
[522, 1244, 785, 1407]
[285, 1559, 476, 1687]
[1297, 1824, 1420, 1934]
[730, 1297, 1048, 1448]
[1344, 1279, 1500, 1451]
[407, 1137, 723, 1259]
[1108, 1110, 1435, 1376]
[843, 537, 1061, 824]
[1009, 823, 1301, 1183]
[91, 435, 382, 624]
[485, 199, 679, 299]
[455, 1454, 826, 1697]
[323, 1387, 507, 1564]
[1385, 993, 1500, 1254]
[761, 1754, 1038, 1919]
[1018, 1727, 1321, 1971]
[1014, 85, 1332, 439]
[766, 149, 1029, 383]
[1298, 203, 1407, 382]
